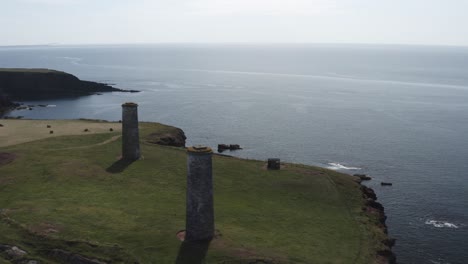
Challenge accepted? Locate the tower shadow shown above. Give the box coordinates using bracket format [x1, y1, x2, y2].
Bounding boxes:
[106, 159, 134, 173]
[175, 240, 211, 264]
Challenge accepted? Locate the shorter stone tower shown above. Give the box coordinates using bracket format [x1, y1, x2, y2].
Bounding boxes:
[121, 102, 140, 161]
[186, 145, 214, 241]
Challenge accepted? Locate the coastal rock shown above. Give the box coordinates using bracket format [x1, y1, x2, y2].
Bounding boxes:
[361, 186, 377, 200]
[376, 249, 397, 264]
[145, 128, 186, 147]
[229, 144, 241, 150]
[217, 144, 242, 152]
[360, 185, 396, 263]
[354, 174, 372, 181]
[217, 144, 229, 152]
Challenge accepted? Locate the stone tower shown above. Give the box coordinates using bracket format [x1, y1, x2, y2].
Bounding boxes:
[185, 145, 214, 241]
[121, 102, 140, 161]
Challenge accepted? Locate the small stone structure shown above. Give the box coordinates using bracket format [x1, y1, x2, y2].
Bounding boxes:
[186, 145, 214, 241]
[122, 102, 140, 161]
[267, 158, 281, 170]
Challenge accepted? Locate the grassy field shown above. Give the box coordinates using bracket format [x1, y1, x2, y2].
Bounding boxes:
[0, 120, 387, 263]
[0, 119, 122, 147]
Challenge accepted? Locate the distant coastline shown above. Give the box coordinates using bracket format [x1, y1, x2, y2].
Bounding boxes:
[0, 68, 139, 116]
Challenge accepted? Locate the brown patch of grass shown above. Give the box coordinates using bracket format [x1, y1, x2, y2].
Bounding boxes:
[28, 222, 63, 236]
[211, 236, 287, 263]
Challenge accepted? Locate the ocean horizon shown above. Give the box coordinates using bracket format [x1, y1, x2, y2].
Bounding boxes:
[1, 43, 468, 264]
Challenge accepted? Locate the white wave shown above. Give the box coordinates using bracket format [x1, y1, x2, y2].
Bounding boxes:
[46, 104, 56, 107]
[60, 56, 82, 65]
[425, 220, 458, 229]
[327, 163, 361, 170]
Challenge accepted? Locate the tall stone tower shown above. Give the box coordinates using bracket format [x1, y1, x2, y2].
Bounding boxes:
[121, 102, 140, 161]
[185, 145, 215, 241]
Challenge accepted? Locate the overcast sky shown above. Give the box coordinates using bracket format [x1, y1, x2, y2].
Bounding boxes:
[1, 0, 467, 46]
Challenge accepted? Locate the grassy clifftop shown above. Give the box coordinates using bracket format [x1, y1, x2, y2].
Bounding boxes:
[0, 120, 390, 263]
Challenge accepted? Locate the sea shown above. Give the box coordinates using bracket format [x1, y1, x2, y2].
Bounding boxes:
[1, 44, 467, 264]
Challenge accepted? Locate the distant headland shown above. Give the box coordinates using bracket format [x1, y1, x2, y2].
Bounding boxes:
[0, 68, 138, 114]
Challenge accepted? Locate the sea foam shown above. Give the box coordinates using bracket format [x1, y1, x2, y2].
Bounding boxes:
[425, 220, 459, 229]
[327, 163, 361, 170]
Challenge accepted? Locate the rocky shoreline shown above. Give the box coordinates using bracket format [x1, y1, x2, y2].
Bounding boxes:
[359, 182, 397, 264]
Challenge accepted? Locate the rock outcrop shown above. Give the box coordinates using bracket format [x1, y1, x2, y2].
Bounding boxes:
[145, 127, 186, 147]
[0, 69, 137, 100]
[361, 185, 397, 264]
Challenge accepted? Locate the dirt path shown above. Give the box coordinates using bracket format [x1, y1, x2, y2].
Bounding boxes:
[51, 135, 122, 150]
[0, 119, 121, 147]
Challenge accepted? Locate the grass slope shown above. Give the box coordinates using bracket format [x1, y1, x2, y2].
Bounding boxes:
[0, 120, 385, 263]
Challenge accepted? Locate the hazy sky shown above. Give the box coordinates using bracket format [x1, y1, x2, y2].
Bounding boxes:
[1, 0, 468, 46]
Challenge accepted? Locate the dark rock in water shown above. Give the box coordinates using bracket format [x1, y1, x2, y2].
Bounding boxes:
[50, 130, 54, 134]
[38, 104, 48, 107]
[109, 128, 114, 132]
[218, 144, 242, 152]
[354, 174, 372, 181]
[145, 127, 186, 147]
[47, 125, 51, 128]
[84, 128, 89, 132]
[229, 144, 241, 150]
[0, 124, 3, 127]
[217, 144, 230, 152]
[381, 182, 393, 186]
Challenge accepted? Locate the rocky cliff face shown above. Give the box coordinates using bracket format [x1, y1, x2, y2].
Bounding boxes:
[0, 69, 133, 99]
[145, 127, 187, 147]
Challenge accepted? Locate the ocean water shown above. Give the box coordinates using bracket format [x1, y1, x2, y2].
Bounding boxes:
[1, 44, 468, 264]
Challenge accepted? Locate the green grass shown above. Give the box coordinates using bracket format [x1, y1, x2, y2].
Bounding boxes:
[0, 121, 386, 263]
